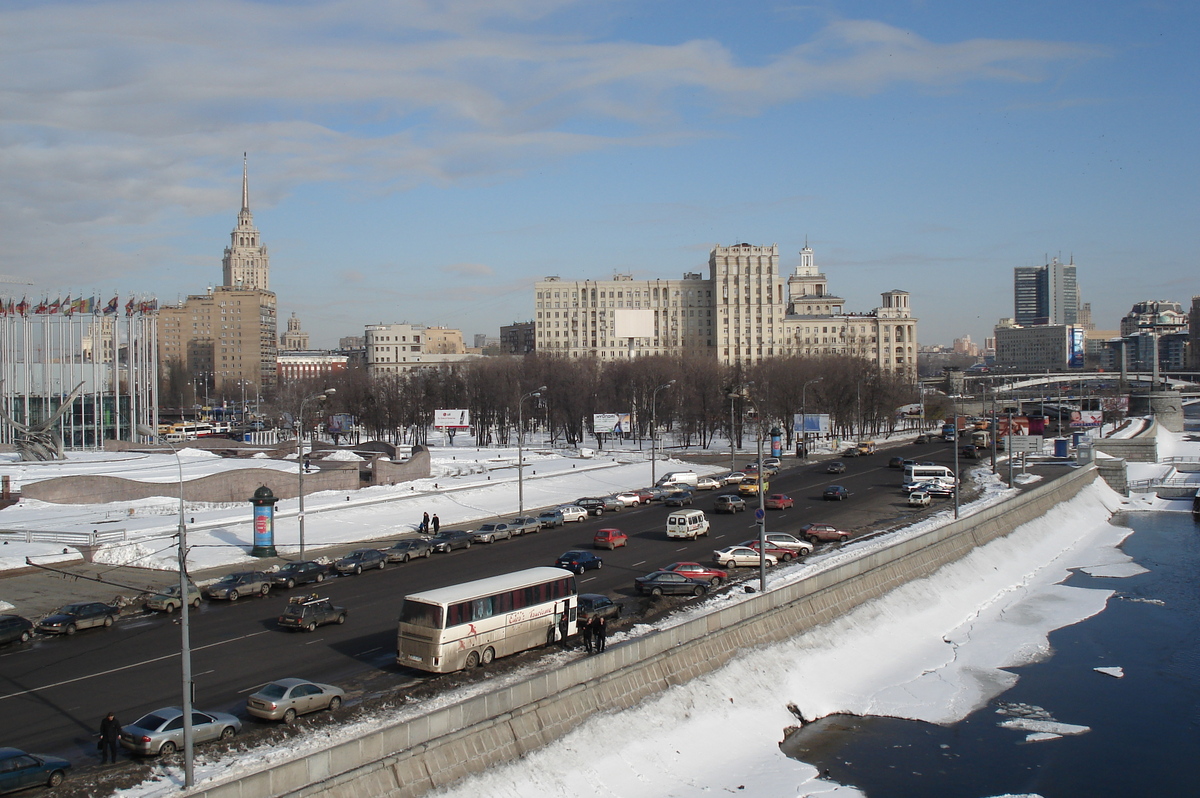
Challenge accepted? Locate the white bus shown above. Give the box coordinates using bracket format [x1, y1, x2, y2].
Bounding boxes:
[396, 567, 579, 673]
[904, 464, 956, 484]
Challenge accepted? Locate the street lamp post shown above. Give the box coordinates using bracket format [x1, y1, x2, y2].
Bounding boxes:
[800, 378, 822, 458]
[298, 388, 335, 559]
[518, 386, 546, 516]
[729, 390, 738, 473]
[137, 425, 194, 788]
[650, 380, 675, 486]
[952, 395, 961, 519]
[739, 389, 769, 593]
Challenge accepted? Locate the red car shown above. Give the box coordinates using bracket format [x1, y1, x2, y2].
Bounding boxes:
[662, 562, 728, 586]
[799, 523, 850, 544]
[738, 539, 803, 562]
[764, 494, 794, 510]
[593, 528, 628, 550]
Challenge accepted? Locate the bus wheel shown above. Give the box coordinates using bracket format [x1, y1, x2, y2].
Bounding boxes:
[481, 647, 495, 665]
[465, 650, 480, 669]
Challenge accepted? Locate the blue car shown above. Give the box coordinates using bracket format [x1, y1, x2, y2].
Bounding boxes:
[0, 747, 71, 793]
[555, 550, 603, 574]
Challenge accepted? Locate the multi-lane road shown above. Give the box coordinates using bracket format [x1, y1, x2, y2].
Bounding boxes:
[1, 438, 968, 765]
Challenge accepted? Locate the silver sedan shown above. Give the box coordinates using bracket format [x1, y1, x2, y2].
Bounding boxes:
[246, 677, 345, 724]
[119, 707, 241, 756]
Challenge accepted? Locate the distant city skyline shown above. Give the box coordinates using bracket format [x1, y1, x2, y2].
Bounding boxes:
[2, 1, 1196, 349]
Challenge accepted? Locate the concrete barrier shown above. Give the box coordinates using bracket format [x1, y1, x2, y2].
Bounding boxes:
[187, 465, 1098, 798]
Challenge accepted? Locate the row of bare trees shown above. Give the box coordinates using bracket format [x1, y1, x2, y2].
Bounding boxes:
[271, 354, 923, 450]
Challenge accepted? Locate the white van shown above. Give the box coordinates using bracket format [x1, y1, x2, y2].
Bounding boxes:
[903, 464, 956, 484]
[666, 509, 709, 539]
[657, 471, 699, 488]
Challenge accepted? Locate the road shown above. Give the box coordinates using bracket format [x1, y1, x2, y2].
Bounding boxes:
[0, 438, 973, 765]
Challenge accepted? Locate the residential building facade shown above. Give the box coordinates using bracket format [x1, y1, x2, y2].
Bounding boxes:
[994, 323, 1084, 371]
[364, 322, 479, 375]
[277, 350, 349, 382]
[1013, 257, 1079, 326]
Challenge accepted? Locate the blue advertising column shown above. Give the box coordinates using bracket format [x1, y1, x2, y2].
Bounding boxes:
[250, 485, 279, 558]
[770, 427, 783, 459]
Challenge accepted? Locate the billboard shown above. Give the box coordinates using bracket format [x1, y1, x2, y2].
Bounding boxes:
[434, 409, 471, 429]
[327, 413, 355, 434]
[1008, 435, 1044, 454]
[613, 309, 654, 339]
[792, 413, 832, 434]
[1069, 326, 1085, 369]
[593, 413, 631, 434]
[1069, 410, 1103, 428]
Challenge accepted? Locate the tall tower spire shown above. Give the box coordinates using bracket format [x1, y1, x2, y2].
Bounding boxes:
[222, 154, 269, 290]
[241, 152, 249, 212]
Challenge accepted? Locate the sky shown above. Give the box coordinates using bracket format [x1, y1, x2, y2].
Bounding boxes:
[2, 0, 1197, 348]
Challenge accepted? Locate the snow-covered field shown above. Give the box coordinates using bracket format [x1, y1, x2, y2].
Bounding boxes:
[2, 422, 1193, 797]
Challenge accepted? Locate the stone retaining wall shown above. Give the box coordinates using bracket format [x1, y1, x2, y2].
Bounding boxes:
[188, 465, 1098, 798]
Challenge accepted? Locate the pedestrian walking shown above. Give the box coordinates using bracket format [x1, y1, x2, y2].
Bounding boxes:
[582, 615, 594, 654]
[98, 711, 121, 764]
[420, 512, 430, 534]
[593, 615, 607, 653]
[431, 514, 440, 534]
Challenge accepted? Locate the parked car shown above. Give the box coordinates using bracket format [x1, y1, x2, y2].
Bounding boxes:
[593, 528, 628, 550]
[574, 497, 608, 516]
[823, 485, 850, 501]
[598, 496, 626, 512]
[901, 480, 929, 494]
[642, 486, 669, 502]
[145, 582, 203, 613]
[826, 461, 847, 474]
[509, 516, 543, 535]
[713, 546, 778, 569]
[799, 523, 850, 544]
[557, 505, 589, 523]
[246, 678, 344, 724]
[555, 550, 603, 574]
[908, 491, 932, 507]
[334, 548, 387, 575]
[205, 571, 272, 601]
[613, 491, 643, 507]
[635, 571, 709, 597]
[277, 595, 347, 632]
[119, 707, 241, 756]
[740, 539, 804, 562]
[36, 601, 116, 635]
[633, 487, 657, 504]
[925, 481, 956, 497]
[764, 493, 794, 510]
[663, 489, 694, 507]
[763, 533, 814, 556]
[577, 593, 622, 622]
[662, 562, 728, 586]
[430, 529, 474, 552]
[384, 538, 434, 563]
[695, 475, 723, 491]
[472, 522, 513, 544]
[714, 495, 747, 513]
[537, 509, 565, 529]
[270, 561, 332, 589]
[0, 615, 34, 646]
[0, 747, 71, 792]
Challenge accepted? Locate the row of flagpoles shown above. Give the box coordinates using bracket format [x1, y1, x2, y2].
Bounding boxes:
[0, 296, 159, 317]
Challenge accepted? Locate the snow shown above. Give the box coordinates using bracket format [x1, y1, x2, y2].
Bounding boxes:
[2, 419, 1188, 797]
[1094, 666, 1124, 678]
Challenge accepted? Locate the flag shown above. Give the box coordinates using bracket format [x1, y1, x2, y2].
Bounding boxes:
[103, 296, 118, 315]
[16, 297, 29, 316]
[125, 297, 136, 316]
[48, 298, 62, 314]
[34, 299, 48, 314]
[78, 296, 94, 314]
[0, 301, 6, 317]
[62, 296, 73, 316]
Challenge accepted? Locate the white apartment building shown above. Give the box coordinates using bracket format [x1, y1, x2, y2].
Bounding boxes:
[533, 242, 917, 376]
[364, 322, 478, 375]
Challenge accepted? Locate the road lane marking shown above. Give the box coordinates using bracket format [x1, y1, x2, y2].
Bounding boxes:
[0, 630, 272, 701]
[631, 561, 646, 567]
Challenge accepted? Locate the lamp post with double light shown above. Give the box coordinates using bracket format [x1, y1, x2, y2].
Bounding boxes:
[650, 380, 675, 486]
[518, 386, 546, 516]
[739, 388, 770, 593]
[137, 424, 194, 788]
[298, 388, 335, 559]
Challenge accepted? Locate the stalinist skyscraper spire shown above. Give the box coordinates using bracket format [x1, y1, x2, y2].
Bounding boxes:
[222, 153, 270, 290]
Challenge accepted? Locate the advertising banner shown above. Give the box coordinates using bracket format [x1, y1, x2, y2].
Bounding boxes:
[1069, 410, 1103, 428]
[434, 409, 471, 429]
[594, 413, 632, 434]
[792, 413, 831, 434]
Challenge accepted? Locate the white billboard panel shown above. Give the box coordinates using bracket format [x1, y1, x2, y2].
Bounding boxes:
[434, 409, 471, 428]
[613, 308, 654, 339]
[792, 413, 831, 434]
[1008, 435, 1043, 454]
[593, 413, 631, 434]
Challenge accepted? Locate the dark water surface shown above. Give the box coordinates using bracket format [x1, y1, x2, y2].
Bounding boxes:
[782, 510, 1200, 797]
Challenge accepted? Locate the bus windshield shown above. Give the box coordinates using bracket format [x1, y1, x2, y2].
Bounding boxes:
[399, 599, 443, 629]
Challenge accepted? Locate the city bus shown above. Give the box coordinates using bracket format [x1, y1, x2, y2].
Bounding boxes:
[396, 567, 579, 673]
[903, 464, 956, 484]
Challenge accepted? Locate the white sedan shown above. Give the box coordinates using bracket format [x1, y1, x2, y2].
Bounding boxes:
[723, 471, 747, 485]
[696, 476, 723, 491]
[713, 546, 778, 568]
[558, 505, 589, 523]
[908, 491, 932, 507]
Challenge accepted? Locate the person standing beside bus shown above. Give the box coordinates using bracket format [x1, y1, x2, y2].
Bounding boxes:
[593, 615, 607, 653]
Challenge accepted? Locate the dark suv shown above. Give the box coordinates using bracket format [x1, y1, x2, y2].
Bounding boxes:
[277, 595, 348, 632]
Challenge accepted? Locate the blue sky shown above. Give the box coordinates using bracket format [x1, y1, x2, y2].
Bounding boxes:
[2, 0, 1196, 348]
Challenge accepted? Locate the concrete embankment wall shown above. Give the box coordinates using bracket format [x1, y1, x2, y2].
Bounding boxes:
[191, 465, 1098, 798]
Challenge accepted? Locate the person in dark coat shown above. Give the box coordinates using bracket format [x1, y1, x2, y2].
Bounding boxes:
[420, 512, 430, 534]
[98, 711, 121, 764]
[582, 614, 595, 654]
[593, 615, 607, 653]
[431, 514, 441, 534]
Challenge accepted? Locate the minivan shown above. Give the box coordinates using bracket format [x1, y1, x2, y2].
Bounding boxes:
[656, 471, 699, 488]
[666, 509, 710, 539]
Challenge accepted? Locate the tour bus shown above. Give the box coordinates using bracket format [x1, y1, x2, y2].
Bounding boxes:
[396, 567, 579, 673]
[169, 422, 215, 440]
[903, 464, 956, 485]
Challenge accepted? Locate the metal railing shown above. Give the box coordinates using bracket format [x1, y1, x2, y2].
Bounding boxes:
[0, 528, 129, 546]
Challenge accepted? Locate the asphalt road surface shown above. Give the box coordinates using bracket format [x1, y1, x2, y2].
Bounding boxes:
[0, 437, 991, 766]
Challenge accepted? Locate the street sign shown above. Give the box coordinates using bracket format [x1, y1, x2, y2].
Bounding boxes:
[1008, 435, 1043, 455]
[754, 508, 765, 521]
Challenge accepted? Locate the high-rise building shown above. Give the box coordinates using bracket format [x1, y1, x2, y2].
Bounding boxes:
[280, 312, 310, 351]
[1013, 257, 1079, 326]
[159, 156, 278, 398]
[531, 242, 917, 377]
[1191, 297, 1200, 369]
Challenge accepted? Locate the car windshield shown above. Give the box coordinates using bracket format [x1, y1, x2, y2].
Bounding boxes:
[258, 683, 288, 699]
